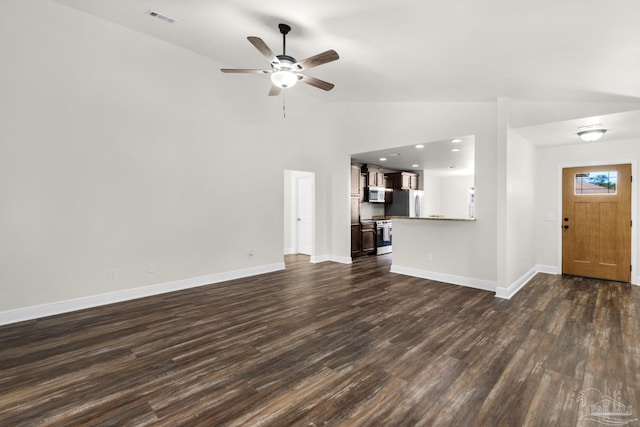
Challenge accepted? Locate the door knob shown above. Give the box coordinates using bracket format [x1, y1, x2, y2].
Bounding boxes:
[563, 225, 569, 229]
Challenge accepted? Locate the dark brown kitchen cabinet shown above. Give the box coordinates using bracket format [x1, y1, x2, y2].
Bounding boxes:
[387, 172, 419, 190]
[384, 175, 393, 204]
[362, 164, 385, 187]
[359, 174, 366, 202]
[350, 197, 360, 224]
[361, 222, 375, 253]
[351, 224, 362, 256]
[350, 164, 362, 197]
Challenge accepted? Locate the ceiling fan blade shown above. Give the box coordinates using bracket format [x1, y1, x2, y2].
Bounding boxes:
[247, 36, 280, 65]
[300, 74, 335, 91]
[220, 68, 272, 74]
[268, 85, 282, 97]
[293, 50, 339, 70]
[220, 68, 271, 74]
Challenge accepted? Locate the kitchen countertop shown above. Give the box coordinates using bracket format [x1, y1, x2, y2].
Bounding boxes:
[389, 216, 476, 222]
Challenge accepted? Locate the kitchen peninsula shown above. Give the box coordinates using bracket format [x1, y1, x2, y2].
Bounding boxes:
[389, 216, 475, 221]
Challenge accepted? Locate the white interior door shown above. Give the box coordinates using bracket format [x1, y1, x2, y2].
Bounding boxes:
[295, 176, 312, 255]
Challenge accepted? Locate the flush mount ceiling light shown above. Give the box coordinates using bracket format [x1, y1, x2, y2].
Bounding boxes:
[577, 125, 607, 142]
[451, 148, 461, 152]
[451, 139, 463, 143]
[415, 144, 425, 149]
[379, 157, 387, 161]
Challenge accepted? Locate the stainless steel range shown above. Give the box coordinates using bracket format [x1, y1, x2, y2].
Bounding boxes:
[375, 220, 392, 255]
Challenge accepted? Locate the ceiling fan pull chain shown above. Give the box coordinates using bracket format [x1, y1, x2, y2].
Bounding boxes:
[283, 91, 286, 118]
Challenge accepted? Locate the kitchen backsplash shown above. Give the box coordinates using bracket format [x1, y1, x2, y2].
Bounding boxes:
[360, 202, 385, 220]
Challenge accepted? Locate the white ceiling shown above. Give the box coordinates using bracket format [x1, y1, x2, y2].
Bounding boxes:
[352, 137, 475, 177]
[52, 0, 640, 170]
[53, 0, 640, 104]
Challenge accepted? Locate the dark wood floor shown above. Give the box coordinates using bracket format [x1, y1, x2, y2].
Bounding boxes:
[1, 254, 640, 426]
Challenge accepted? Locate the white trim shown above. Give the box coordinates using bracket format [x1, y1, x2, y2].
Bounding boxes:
[311, 254, 353, 264]
[0, 262, 285, 326]
[536, 264, 561, 275]
[390, 264, 496, 292]
[496, 266, 538, 299]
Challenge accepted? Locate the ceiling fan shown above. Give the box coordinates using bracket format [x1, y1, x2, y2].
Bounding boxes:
[221, 23, 339, 96]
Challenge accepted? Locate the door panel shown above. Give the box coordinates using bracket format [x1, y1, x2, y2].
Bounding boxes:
[562, 164, 631, 282]
[296, 176, 312, 255]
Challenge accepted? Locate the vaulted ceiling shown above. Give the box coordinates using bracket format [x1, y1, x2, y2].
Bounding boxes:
[54, 0, 640, 104]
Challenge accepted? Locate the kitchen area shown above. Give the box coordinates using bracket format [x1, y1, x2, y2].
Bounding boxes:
[350, 137, 476, 259]
[350, 163, 422, 257]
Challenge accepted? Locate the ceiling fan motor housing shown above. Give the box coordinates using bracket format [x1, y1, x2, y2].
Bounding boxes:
[276, 55, 297, 69]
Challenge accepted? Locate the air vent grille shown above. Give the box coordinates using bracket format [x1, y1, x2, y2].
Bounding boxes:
[146, 10, 177, 24]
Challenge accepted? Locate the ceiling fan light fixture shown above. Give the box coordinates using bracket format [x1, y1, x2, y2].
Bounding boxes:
[577, 128, 606, 142]
[271, 70, 298, 88]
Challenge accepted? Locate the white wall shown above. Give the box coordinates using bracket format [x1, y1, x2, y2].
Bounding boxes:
[535, 138, 640, 282]
[505, 128, 537, 285]
[0, 0, 337, 314]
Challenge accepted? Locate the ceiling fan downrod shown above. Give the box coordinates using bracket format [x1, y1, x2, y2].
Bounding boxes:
[279, 23, 291, 56]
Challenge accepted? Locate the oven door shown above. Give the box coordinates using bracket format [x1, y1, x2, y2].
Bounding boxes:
[376, 223, 392, 254]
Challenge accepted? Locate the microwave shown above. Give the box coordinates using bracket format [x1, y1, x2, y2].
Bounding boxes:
[368, 186, 386, 203]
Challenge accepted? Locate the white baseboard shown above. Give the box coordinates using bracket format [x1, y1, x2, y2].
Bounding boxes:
[495, 267, 537, 299]
[0, 262, 285, 326]
[496, 264, 562, 299]
[310, 254, 353, 264]
[536, 264, 561, 275]
[390, 264, 497, 292]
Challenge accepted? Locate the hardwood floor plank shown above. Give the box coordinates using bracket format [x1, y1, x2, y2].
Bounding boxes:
[1, 255, 640, 426]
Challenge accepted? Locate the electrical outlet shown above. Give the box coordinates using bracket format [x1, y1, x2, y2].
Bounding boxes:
[148, 262, 157, 273]
[427, 253, 433, 262]
[109, 269, 118, 280]
[249, 250, 255, 257]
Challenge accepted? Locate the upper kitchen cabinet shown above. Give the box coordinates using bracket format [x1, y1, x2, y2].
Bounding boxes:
[350, 163, 362, 197]
[384, 175, 393, 203]
[359, 173, 366, 202]
[362, 164, 385, 187]
[387, 172, 419, 190]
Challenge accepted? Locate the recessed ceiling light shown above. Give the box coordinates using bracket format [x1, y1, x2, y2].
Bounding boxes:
[451, 148, 461, 152]
[415, 144, 425, 149]
[412, 164, 419, 168]
[379, 157, 387, 161]
[451, 139, 463, 143]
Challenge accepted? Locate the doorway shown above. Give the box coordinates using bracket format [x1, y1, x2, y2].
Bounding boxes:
[284, 170, 314, 257]
[561, 164, 631, 282]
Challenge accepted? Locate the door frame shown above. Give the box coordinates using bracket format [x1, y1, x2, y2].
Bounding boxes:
[284, 170, 315, 260]
[555, 160, 637, 284]
[295, 175, 313, 255]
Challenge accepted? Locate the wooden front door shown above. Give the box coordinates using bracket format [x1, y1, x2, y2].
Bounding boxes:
[562, 164, 631, 282]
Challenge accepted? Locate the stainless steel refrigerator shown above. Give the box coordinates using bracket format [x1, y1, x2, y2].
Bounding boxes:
[385, 190, 424, 217]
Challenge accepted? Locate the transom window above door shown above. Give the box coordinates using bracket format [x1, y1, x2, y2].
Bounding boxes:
[574, 171, 617, 195]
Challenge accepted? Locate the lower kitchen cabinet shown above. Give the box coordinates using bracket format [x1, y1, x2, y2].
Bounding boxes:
[361, 222, 375, 253]
[351, 224, 362, 256]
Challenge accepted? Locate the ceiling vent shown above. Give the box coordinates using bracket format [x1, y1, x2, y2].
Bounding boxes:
[145, 10, 177, 24]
